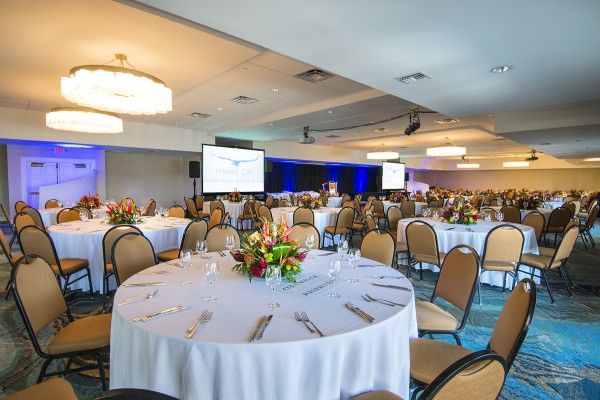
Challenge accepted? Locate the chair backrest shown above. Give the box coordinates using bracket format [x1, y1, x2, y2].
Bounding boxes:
[552, 225, 579, 264]
[421, 350, 506, 400]
[360, 229, 396, 267]
[561, 201, 575, 218]
[14, 200, 27, 214]
[12, 255, 67, 335]
[205, 224, 240, 252]
[522, 211, 545, 242]
[265, 196, 274, 208]
[185, 198, 198, 218]
[406, 220, 440, 265]
[111, 233, 156, 285]
[210, 200, 225, 213]
[547, 207, 571, 230]
[92, 388, 178, 400]
[584, 205, 599, 229]
[366, 215, 377, 231]
[18, 226, 59, 266]
[342, 200, 355, 209]
[293, 207, 314, 225]
[1, 203, 11, 225]
[482, 224, 525, 267]
[288, 223, 320, 250]
[488, 278, 536, 371]
[258, 205, 273, 222]
[400, 200, 416, 218]
[341, 194, 352, 204]
[242, 200, 254, 217]
[433, 245, 480, 311]
[57, 208, 81, 224]
[102, 225, 143, 269]
[371, 199, 384, 215]
[167, 205, 186, 218]
[180, 219, 208, 252]
[428, 199, 440, 208]
[21, 206, 45, 229]
[499, 205, 520, 224]
[386, 206, 402, 230]
[319, 196, 328, 207]
[279, 198, 288, 207]
[208, 208, 224, 229]
[6, 378, 79, 400]
[14, 212, 36, 233]
[335, 207, 355, 231]
[195, 196, 204, 212]
[0, 228, 16, 263]
[44, 199, 61, 209]
[145, 199, 156, 216]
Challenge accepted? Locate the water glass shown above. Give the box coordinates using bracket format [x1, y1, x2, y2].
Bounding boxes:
[347, 248, 361, 283]
[196, 240, 208, 259]
[203, 262, 220, 302]
[422, 208, 431, 218]
[432, 210, 439, 220]
[484, 212, 492, 222]
[225, 235, 235, 252]
[181, 249, 192, 269]
[305, 234, 315, 251]
[265, 266, 282, 309]
[495, 211, 504, 222]
[79, 211, 88, 221]
[327, 260, 342, 299]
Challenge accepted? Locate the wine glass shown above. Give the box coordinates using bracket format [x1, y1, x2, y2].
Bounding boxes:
[347, 248, 361, 283]
[265, 265, 282, 309]
[327, 260, 342, 299]
[422, 208, 431, 218]
[181, 249, 192, 270]
[225, 235, 235, 252]
[79, 211, 88, 222]
[484, 211, 492, 222]
[432, 210, 439, 220]
[495, 211, 504, 222]
[196, 240, 207, 259]
[305, 234, 315, 252]
[203, 262, 219, 302]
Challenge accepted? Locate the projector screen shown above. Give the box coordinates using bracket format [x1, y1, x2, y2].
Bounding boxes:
[381, 161, 406, 190]
[202, 144, 265, 193]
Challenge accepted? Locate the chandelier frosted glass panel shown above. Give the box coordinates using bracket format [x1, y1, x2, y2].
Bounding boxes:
[426, 137, 466, 157]
[46, 106, 123, 133]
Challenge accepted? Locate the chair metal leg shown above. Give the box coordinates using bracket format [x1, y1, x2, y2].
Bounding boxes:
[37, 358, 52, 383]
[86, 267, 93, 297]
[96, 352, 108, 391]
[451, 332, 462, 346]
[541, 270, 555, 303]
[477, 275, 482, 305]
[419, 262, 423, 280]
[502, 272, 507, 293]
[580, 232, 589, 250]
[559, 267, 573, 297]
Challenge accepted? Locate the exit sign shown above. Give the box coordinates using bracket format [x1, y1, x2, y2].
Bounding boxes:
[53, 147, 65, 155]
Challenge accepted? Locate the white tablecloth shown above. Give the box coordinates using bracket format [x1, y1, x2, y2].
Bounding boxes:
[543, 201, 563, 210]
[47, 216, 189, 293]
[271, 207, 341, 247]
[397, 218, 540, 288]
[202, 200, 246, 225]
[39, 208, 62, 227]
[327, 196, 343, 207]
[110, 250, 417, 400]
[382, 201, 427, 216]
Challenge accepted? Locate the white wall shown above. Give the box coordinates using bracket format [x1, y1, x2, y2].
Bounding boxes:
[0, 145, 8, 220]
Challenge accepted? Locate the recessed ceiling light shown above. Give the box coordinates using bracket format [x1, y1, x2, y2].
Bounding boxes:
[435, 118, 460, 125]
[190, 112, 211, 118]
[490, 65, 513, 73]
[217, 107, 223, 111]
[271, 88, 280, 93]
[583, 157, 600, 162]
[231, 96, 258, 104]
[503, 161, 529, 168]
[457, 162, 480, 169]
[327, 110, 334, 114]
[373, 127, 390, 133]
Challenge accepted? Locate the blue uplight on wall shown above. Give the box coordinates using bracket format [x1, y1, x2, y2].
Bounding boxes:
[282, 162, 297, 191]
[354, 166, 369, 193]
[327, 165, 340, 182]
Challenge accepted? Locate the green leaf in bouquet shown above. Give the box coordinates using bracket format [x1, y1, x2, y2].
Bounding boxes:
[271, 243, 291, 261]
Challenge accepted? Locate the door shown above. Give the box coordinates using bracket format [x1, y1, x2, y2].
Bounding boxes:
[27, 162, 58, 208]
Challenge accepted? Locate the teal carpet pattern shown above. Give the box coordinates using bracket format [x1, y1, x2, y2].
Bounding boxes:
[0, 225, 599, 399]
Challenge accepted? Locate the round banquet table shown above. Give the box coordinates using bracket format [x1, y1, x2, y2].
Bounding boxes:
[271, 206, 341, 247]
[396, 218, 540, 288]
[39, 207, 62, 227]
[382, 201, 427, 217]
[543, 200, 564, 210]
[47, 216, 189, 293]
[110, 249, 417, 400]
[202, 200, 246, 225]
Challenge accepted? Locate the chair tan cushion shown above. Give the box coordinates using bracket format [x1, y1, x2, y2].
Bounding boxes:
[51, 258, 88, 275]
[538, 247, 555, 257]
[157, 248, 180, 262]
[237, 214, 252, 220]
[416, 300, 459, 332]
[351, 390, 404, 400]
[6, 378, 78, 400]
[325, 226, 350, 235]
[352, 222, 365, 230]
[412, 252, 445, 266]
[47, 313, 111, 355]
[105, 263, 113, 274]
[10, 252, 23, 265]
[410, 338, 472, 385]
[520, 253, 560, 269]
[482, 260, 516, 272]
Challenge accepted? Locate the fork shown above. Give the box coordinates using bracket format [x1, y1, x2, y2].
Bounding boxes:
[362, 294, 403, 307]
[376, 275, 404, 279]
[185, 310, 213, 339]
[118, 289, 159, 306]
[301, 311, 325, 337]
[294, 312, 314, 333]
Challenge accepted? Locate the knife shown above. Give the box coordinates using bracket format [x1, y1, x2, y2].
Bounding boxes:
[344, 303, 373, 324]
[256, 314, 273, 340]
[249, 316, 266, 342]
[372, 283, 412, 291]
[123, 282, 166, 287]
[133, 305, 190, 322]
[347, 302, 375, 322]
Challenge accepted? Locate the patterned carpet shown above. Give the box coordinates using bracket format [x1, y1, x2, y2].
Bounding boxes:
[0, 224, 599, 399]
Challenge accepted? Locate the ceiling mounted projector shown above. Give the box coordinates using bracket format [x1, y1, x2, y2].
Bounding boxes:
[299, 126, 315, 144]
[404, 110, 421, 135]
[525, 150, 539, 162]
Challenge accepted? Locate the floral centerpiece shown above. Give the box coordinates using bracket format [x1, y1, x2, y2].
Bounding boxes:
[300, 193, 321, 209]
[105, 199, 141, 225]
[517, 195, 541, 210]
[319, 189, 332, 197]
[77, 193, 101, 209]
[442, 202, 479, 225]
[389, 191, 407, 203]
[231, 218, 307, 282]
[567, 189, 584, 199]
[227, 190, 242, 202]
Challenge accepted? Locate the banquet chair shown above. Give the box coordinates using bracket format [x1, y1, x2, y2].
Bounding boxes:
[518, 226, 578, 303]
[406, 220, 445, 280]
[14, 212, 36, 235]
[208, 208, 225, 229]
[293, 206, 314, 225]
[279, 198, 289, 207]
[206, 224, 240, 252]
[237, 200, 256, 230]
[578, 198, 597, 219]
[14, 200, 28, 214]
[195, 196, 210, 219]
[258, 204, 273, 225]
[578, 205, 598, 249]
[351, 202, 373, 238]
[400, 200, 416, 218]
[11, 255, 109, 389]
[416, 193, 426, 203]
[410, 279, 536, 398]
[44, 199, 62, 209]
[272, 198, 280, 208]
[1, 202, 18, 247]
[111, 233, 157, 286]
[561, 201, 576, 218]
[210, 200, 231, 224]
[157, 219, 208, 262]
[543, 207, 571, 247]
[371, 199, 386, 226]
[342, 200, 355, 208]
[264, 195, 274, 208]
[416, 245, 480, 345]
[478, 224, 525, 302]
[479, 207, 497, 221]
[319, 195, 329, 207]
[167, 205, 186, 218]
[0, 228, 22, 300]
[93, 388, 178, 400]
[427, 199, 440, 208]
[474, 196, 484, 210]
[102, 225, 144, 304]
[185, 197, 199, 218]
[19, 226, 93, 295]
[522, 211, 545, 243]
[5, 378, 78, 400]
[288, 223, 320, 250]
[341, 194, 352, 204]
[21, 206, 46, 229]
[57, 208, 81, 224]
[360, 228, 396, 267]
[323, 206, 354, 247]
[386, 206, 402, 242]
[499, 205, 520, 224]
[366, 215, 377, 231]
[144, 199, 156, 216]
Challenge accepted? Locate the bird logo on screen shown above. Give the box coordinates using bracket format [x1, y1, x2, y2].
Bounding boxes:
[212, 153, 259, 167]
[386, 166, 402, 174]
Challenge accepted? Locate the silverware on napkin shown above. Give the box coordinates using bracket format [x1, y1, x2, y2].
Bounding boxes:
[294, 312, 314, 333]
[185, 310, 213, 339]
[372, 283, 412, 291]
[249, 316, 266, 342]
[118, 289, 159, 306]
[345, 302, 374, 323]
[318, 252, 334, 257]
[256, 315, 273, 340]
[122, 282, 166, 287]
[132, 305, 190, 322]
[362, 293, 405, 307]
[301, 311, 325, 337]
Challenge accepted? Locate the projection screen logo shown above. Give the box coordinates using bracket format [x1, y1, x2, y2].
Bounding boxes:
[205, 148, 264, 192]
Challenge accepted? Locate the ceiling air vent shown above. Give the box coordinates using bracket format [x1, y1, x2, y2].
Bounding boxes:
[373, 127, 390, 133]
[295, 68, 335, 83]
[231, 96, 258, 104]
[395, 71, 431, 84]
[325, 134, 340, 138]
[190, 112, 211, 118]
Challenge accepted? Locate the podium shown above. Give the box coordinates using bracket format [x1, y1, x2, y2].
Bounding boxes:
[322, 181, 338, 196]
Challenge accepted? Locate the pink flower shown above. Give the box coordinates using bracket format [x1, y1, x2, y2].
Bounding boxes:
[259, 258, 267, 269]
[251, 267, 262, 277]
[297, 252, 307, 261]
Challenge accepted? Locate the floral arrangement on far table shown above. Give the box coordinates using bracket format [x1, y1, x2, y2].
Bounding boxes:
[389, 191, 407, 203]
[77, 193, 101, 209]
[231, 218, 307, 282]
[516, 196, 541, 210]
[319, 189, 333, 197]
[300, 194, 321, 209]
[106, 199, 141, 225]
[227, 190, 242, 202]
[442, 202, 479, 225]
